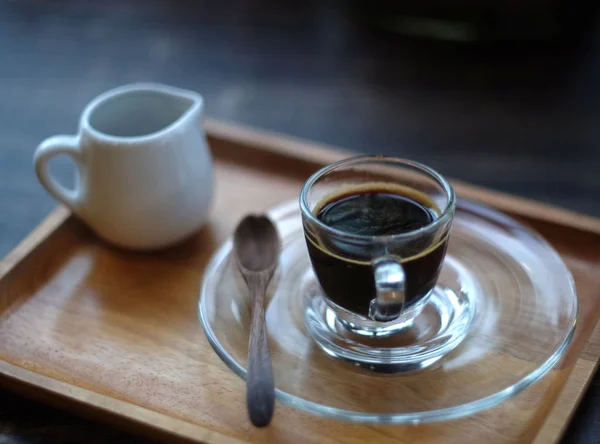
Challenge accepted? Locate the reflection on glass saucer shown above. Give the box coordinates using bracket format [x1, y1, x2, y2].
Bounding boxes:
[199, 200, 576, 423]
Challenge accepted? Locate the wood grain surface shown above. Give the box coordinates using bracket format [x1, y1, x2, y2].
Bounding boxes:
[1, 121, 600, 444]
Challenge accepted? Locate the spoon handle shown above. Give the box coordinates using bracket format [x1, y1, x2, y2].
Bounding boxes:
[246, 274, 275, 427]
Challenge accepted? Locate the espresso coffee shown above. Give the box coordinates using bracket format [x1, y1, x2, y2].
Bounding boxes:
[305, 184, 448, 317]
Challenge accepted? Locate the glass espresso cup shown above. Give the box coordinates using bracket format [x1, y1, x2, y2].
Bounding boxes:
[300, 156, 455, 338]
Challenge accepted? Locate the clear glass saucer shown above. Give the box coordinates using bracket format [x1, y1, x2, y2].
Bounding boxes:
[199, 199, 577, 423]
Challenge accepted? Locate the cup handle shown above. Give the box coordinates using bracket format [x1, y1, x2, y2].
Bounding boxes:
[369, 256, 405, 322]
[33, 135, 85, 211]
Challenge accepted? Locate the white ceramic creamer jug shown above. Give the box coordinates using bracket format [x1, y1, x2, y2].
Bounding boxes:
[34, 83, 214, 250]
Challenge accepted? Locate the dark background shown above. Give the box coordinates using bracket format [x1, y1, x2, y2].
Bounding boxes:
[1, 0, 600, 442]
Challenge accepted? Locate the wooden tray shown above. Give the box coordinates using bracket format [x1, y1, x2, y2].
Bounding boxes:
[2, 120, 600, 444]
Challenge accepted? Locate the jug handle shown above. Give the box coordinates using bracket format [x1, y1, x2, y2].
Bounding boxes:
[34, 135, 85, 211]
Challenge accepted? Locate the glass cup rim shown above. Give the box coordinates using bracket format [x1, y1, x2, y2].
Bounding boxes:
[299, 155, 456, 242]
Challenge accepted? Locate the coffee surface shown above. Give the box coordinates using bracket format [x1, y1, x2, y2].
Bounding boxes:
[316, 191, 436, 236]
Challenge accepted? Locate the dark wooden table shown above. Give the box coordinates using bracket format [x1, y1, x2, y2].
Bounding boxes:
[1, 1, 600, 442]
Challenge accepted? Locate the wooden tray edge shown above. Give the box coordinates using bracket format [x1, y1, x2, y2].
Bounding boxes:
[0, 361, 245, 444]
[534, 322, 600, 444]
[0, 206, 70, 280]
[205, 119, 600, 236]
[1, 119, 599, 443]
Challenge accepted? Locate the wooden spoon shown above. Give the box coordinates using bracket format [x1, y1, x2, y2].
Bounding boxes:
[233, 214, 281, 427]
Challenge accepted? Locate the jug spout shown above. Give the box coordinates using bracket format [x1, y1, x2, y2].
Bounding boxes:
[141, 83, 204, 125]
[158, 83, 203, 112]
